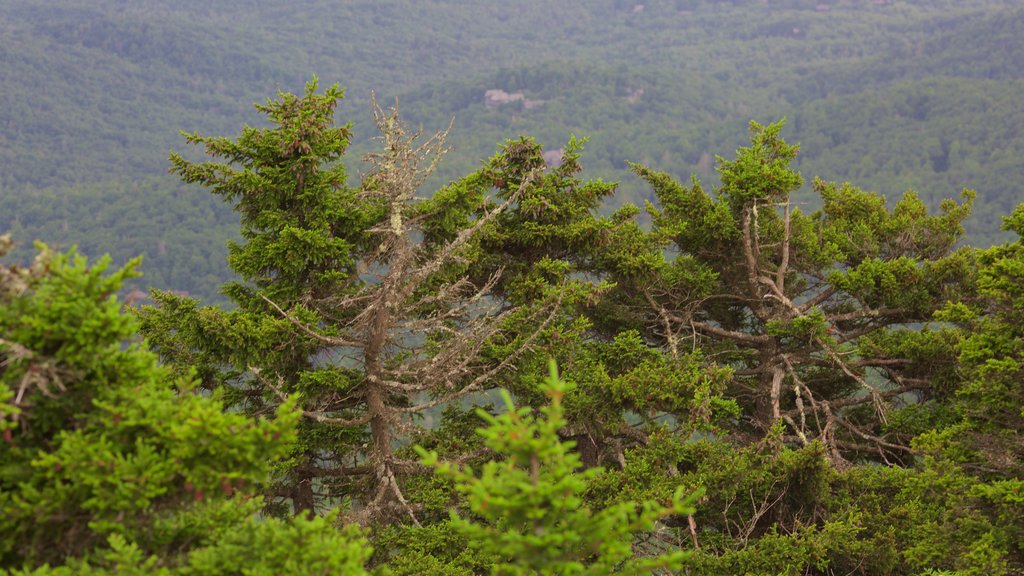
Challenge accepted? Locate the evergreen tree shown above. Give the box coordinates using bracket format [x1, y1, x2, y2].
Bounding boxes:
[140, 79, 366, 515]
[621, 120, 976, 464]
[0, 236, 369, 574]
[896, 202, 1024, 572]
[138, 81, 558, 523]
[419, 361, 700, 575]
[927, 202, 1024, 480]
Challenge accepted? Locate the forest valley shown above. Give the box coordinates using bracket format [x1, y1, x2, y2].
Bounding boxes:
[1, 81, 1022, 575]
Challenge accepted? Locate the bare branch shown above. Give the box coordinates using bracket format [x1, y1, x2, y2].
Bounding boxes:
[782, 415, 809, 446]
[829, 307, 910, 323]
[776, 199, 791, 293]
[260, 294, 364, 347]
[770, 364, 783, 422]
[816, 338, 887, 424]
[249, 367, 373, 427]
[396, 292, 563, 414]
[644, 289, 681, 357]
[406, 171, 538, 292]
[692, 321, 771, 345]
[741, 207, 766, 314]
[798, 286, 837, 313]
[834, 415, 912, 455]
[758, 274, 802, 316]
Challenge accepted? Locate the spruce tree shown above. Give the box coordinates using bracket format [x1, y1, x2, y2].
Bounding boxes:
[0, 237, 369, 574]
[621, 120, 976, 465]
[419, 361, 700, 576]
[138, 81, 558, 523]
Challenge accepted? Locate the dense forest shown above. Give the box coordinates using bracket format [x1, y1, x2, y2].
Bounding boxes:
[3, 78, 1023, 574]
[2, 1, 1023, 574]
[3, 0, 1024, 299]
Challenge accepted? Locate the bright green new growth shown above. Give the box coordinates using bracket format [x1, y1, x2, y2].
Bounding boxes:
[623, 119, 977, 467]
[0, 237, 369, 574]
[420, 361, 700, 575]
[6, 72, 1024, 574]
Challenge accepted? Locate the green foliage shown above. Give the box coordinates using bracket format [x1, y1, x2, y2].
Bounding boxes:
[622, 121, 977, 468]
[138, 79, 382, 516]
[170, 77, 370, 303]
[4, 1, 1024, 303]
[921, 203, 1024, 481]
[718, 120, 803, 209]
[7, 59, 1024, 573]
[825, 458, 1019, 576]
[886, 203, 1024, 573]
[183, 513, 369, 576]
[420, 361, 699, 575]
[0, 238, 368, 574]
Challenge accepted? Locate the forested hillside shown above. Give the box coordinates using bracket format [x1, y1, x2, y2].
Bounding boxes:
[2, 0, 1023, 297]
[3, 81, 1022, 575]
